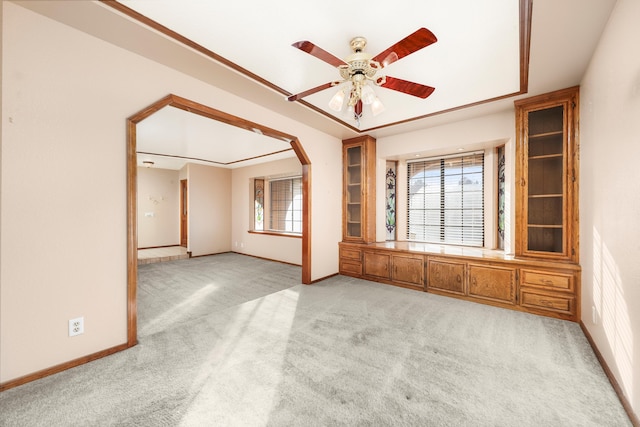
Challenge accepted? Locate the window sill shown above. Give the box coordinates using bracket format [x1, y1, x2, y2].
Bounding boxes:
[248, 230, 302, 239]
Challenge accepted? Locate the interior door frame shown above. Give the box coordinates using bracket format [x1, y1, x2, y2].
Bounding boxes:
[126, 94, 311, 347]
[179, 178, 188, 247]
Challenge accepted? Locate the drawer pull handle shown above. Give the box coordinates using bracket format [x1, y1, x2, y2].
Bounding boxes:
[457, 274, 462, 282]
[541, 279, 554, 285]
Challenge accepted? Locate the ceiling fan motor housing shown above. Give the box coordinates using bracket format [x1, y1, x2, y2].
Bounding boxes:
[342, 37, 380, 80]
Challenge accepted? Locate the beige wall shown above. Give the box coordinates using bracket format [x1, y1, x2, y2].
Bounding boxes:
[186, 163, 231, 257]
[231, 156, 302, 266]
[0, 3, 341, 383]
[137, 167, 180, 248]
[580, 0, 640, 416]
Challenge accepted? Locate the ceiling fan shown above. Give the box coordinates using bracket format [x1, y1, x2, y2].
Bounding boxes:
[287, 28, 437, 124]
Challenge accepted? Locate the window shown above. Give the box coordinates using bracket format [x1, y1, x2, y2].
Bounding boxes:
[269, 177, 302, 234]
[254, 179, 264, 231]
[496, 145, 506, 250]
[407, 152, 484, 246]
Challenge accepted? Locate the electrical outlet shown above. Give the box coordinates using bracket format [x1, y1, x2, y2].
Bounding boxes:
[69, 317, 84, 337]
[592, 306, 597, 324]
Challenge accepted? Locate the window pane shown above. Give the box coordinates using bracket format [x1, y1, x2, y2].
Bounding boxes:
[254, 179, 264, 231]
[269, 177, 302, 234]
[407, 153, 484, 246]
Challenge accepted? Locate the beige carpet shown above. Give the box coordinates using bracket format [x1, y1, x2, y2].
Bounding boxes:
[0, 253, 631, 426]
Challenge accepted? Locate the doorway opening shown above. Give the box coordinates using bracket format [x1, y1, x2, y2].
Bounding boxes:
[126, 94, 311, 346]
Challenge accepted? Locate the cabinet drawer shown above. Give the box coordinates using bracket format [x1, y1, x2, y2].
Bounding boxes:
[521, 270, 573, 291]
[340, 248, 362, 261]
[363, 252, 391, 279]
[340, 260, 362, 276]
[520, 289, 574, 315]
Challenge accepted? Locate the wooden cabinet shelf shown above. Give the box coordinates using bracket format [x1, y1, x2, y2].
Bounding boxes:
[529, 130, 563, 138]
[529, 154, 563, 160]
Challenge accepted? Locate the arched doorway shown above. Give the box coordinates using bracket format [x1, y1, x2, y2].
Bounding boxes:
[125, 94, 311, 346]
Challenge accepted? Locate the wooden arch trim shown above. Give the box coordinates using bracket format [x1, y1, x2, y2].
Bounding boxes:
[126, 94, 311, 346]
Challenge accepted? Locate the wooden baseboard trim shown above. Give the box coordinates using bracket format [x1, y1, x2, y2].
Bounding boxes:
[189, 251, 232, 258]
[0, 342, 133, 392]
[231, 251, 302, 268]
[310, 272, 339, 284]
[137, 244, 182, 250]
[580, 321, 639, 426]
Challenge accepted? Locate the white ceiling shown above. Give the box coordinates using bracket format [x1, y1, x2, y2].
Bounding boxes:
[17, 0, 616, 169]
[120, 0, 522, 132]
[136, 106, 295, 170]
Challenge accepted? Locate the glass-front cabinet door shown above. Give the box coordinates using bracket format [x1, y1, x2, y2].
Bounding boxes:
[342, 136, 376, 243]
[526, 105, 565, 254]
[515, 87, 579, 262]
[345, 144, 362, 239]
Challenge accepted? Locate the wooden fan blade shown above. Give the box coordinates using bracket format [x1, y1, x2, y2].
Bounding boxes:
[372, 28, 437, 68]
[287, 82, 335, 102]
[292, 41, 347, 68]
[379, 76, 435, 99]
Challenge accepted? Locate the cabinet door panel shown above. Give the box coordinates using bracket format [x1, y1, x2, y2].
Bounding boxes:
[468, 264, 516, 304]
[427, 260, 465, 295]
[392, 255, 424, 287]
[363, 252, 391, 279]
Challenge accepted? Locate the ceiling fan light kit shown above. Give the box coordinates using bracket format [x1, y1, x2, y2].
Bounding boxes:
[288, 28, 437, 125]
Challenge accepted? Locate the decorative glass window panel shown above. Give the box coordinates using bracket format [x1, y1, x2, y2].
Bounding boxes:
[497, 146, 505, 250]
[254, 179, 264, 231]
[407, 152, 484, 247]
[269, 177, 302, 234]
[385, 161, 397, 241]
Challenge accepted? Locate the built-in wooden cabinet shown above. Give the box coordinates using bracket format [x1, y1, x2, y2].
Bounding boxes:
[519, 268, 576, 317]
[339, 246, 362, 276]
[359, 250, 425, 290]
[340, 241, 580, 321]
[343, 136, 376, 243]
[338, 88, 581, 322]
[427, 259, 517, 305]
[515, 87, 579, 262]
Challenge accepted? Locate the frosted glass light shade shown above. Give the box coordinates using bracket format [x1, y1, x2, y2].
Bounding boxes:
[328, 89, 345, 111]
[361, 84, 376, 105]
[371, 97, 385, 116]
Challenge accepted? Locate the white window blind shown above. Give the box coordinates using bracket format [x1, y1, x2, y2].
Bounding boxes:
[407, 152, 484, 246]
[269, 177, 302, 234]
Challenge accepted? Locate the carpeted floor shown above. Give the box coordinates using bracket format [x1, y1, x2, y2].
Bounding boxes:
[0, 253, 632, 426]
